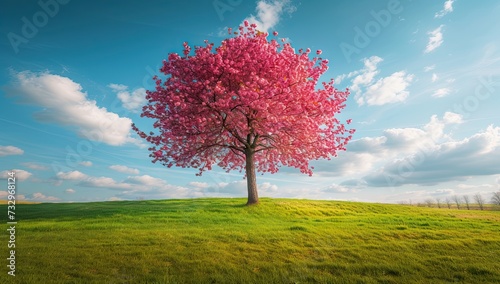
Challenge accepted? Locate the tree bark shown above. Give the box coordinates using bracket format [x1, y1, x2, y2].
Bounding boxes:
[245, 148, 259, 205]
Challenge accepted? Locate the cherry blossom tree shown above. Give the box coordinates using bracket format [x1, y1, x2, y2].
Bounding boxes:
[133, 22, 354, 205]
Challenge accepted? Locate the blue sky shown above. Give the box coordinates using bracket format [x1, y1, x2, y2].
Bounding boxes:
[1, 0, 499, 203]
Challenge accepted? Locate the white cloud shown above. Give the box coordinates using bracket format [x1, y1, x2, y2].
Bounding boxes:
[359, 119, 376, 125]
[383, 128, 430, 151]
[73, 173, 190, 198]
[335, 69, 360, 85]
[364, 123, 500, 187]
[344, 57, 413, 106]
[349, 56, 383, 103]
[324, 184, 350, 193]
[456, 183, 494, 190]
[308, 112, 470, 183]
[424, 65, 436, 72]
[347, 136, 387, 153]
[363, 71, 414, 105]
[79, 176, 133, 190]
[0, 169, 32, 181]
[217, 26, 231, 37]
[121, 176, 194, 199]
[0, 191, 26, 200]
[432, 87, 451, 98]
[7, 71, 134, 146]
[22, 162, 48, 170]
[0, 145, 23, 157]
[109, 165, 140, 175]
[108, 84, 146, 113]
[443, 111, 463, 124]
[309, 125, 436, 178]
[425, 25, 444, 53]
[352, 56, 383, 89]
[431, 73, 438, 82]
[311, 152, 377, 177]
[109, 197, 123, 201]
[202, 180, 279, 197]
[188, 181, 209, 188]
[207, 180, 247, 195]
[65, 188, 76, 193]
[124, 175, 164, 186]
[259, 182, 278, 193]
[28, 192, 60, 202]
[423, 113, 461, 140]
[435, 0, 455, 18]
[79, 161, 92, 167]
[57, 170, 88, 180]
[243, 0, 296, 33]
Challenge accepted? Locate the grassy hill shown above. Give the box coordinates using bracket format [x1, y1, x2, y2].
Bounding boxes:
[1, 198, 499, 283]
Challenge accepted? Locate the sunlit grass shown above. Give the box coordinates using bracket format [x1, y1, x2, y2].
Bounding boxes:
[1, 198, 499, 283]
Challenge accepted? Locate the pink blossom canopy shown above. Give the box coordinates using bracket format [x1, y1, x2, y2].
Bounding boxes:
[133, 22, 354, 177]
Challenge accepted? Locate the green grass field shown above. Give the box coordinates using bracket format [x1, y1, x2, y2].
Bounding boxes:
[1, 198, 499, 283]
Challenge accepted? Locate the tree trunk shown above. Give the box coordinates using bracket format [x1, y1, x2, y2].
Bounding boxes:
[245, 148, 259, 205]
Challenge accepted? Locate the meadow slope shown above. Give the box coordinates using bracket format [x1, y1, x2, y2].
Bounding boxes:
[1, 198, 499, 283]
